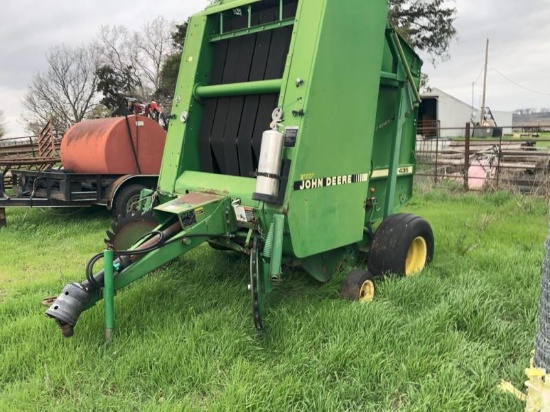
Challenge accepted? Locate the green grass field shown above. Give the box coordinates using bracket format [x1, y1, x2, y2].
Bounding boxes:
[0, 189, 548, 411]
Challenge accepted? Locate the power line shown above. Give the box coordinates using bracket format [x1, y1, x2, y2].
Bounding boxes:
[473, 66, 484, 84]
[490, 67, 550, 97]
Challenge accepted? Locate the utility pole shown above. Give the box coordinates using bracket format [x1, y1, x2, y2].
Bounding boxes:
[471, 82, 475, 118]
[480, 38, 489, 124]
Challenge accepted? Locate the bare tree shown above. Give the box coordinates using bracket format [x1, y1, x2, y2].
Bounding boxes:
[0, 111, 6, 138]
[95, 17, 176, 101]
[94, 25, 143, 95]
[134, 17, 177, 94]
[23, 44, 100, 134]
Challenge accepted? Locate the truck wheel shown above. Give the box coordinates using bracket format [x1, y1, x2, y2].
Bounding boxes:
[340, 269, 375, 302]
[113, 184, 146, 217]
[368, 213, 434, 277]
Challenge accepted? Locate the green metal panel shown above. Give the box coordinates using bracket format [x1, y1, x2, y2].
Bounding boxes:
[367, 29, 422, 224]
[157, 13, 213, 194]
[174, 171, 258, 205]
[282, 0, 388, 257]
[116, 196, 233, 291]
[103, 249, 114, 342]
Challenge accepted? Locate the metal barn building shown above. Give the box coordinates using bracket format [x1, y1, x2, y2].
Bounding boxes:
[418, 87, 513, 138]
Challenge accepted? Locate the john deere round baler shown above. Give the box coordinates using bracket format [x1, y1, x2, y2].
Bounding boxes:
[46, 0, 433, 337]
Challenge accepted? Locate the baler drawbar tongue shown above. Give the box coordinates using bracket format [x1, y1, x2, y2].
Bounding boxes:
[46, 192, 234, 337]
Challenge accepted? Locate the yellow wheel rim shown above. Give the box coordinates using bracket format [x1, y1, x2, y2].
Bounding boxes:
[358, 280, 375, 302]
[405, 236, 427, 276]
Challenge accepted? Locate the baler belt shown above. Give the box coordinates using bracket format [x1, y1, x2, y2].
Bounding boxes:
[198, 3, 294, 178]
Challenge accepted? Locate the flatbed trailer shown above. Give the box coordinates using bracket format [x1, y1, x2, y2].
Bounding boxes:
[0, 169, 158, 224]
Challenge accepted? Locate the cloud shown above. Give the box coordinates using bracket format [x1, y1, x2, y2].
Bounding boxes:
[424, 0, 550, 111]
[0, 0, 207, 136]
[1, 0, 549, 135]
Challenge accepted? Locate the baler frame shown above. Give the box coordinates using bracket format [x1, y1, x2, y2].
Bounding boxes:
[45, 0, 433, 338]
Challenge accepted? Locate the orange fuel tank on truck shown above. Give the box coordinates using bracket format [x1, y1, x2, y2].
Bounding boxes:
[60, 115, 166, 175]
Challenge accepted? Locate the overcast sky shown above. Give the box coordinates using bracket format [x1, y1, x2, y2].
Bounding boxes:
[1, 0, 549, 137]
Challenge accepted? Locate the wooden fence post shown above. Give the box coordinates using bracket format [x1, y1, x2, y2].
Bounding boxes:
[464, 123, 471, 191]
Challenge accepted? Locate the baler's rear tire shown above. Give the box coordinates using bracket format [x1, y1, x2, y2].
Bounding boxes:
[340, 269, 375, 302]
[368, 213, 434, 277]
[113, 184, 146, 218]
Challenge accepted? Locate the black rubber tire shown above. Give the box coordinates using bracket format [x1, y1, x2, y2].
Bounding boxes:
[113, 184, 146, 218]
[340, 269, 375, 302]
[534, 235, 550, 370]
[368, 213, 434, 277]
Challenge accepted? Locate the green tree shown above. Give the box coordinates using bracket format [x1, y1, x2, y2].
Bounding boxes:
[389, 0, 457, 63]
[171, 21, 188, 51]
[0, 111, 6, 138]
[155, 21, 188, 101]
[95, 17, 176, 105]
[156, 53, 182, 101]
[96, 65, 139, 114]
